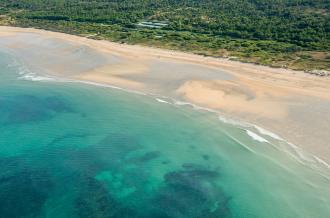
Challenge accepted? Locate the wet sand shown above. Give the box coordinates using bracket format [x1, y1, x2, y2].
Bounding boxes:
[1, 26, 330, 164]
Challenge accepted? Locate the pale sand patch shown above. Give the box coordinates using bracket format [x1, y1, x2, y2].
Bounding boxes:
[177, 80, 288, 119]
[0, 31, 16, 37]
[87, 59, 150, 76]
[5, 42, 29, 49]
[77, 62, 146, 89]
[71, 59, 149, 90]
[77, 73, 144, 90]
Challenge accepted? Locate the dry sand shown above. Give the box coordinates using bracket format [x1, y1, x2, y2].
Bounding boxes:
[1, 26, 330, 163]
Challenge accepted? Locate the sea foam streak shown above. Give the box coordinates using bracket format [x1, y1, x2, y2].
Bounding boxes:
[254, 126, 283, 141]
[246, 130, 269, 143]
[8, 54, 56, 82]
[219, 116, 283, 141]
[19, 73, 55, 81]
[18, 70, 147, 96]
[156, 98, 170, 104]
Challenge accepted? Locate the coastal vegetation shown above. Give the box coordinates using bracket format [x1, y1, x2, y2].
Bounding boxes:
[0, 0, 329, 71]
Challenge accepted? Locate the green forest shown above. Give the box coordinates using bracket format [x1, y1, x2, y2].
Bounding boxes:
[0, 0, 329, 71]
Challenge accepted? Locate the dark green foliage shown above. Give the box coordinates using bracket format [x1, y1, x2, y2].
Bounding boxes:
[0, 0, 329, 70]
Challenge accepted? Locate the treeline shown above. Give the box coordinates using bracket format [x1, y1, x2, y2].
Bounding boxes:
[0, 0, 329, 70]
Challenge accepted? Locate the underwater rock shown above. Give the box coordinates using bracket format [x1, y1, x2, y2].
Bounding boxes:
[75, 177, 135, 218]
[127, 151, 161, 164]
[202, 154, 210, 160]
[0, 157, 53, 218]
[148, 164, 231, 218]
[0, 95, 73, 124]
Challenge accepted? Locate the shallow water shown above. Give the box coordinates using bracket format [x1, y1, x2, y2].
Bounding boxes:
[0, 32, 120, 76]
[0, 51, 330, 218]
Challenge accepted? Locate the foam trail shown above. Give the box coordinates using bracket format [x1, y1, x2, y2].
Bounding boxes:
[174, 100, 218, 113]
[222, 130, 256, 153]
[156, 98, 170, 104]
[219, 116, 284, 141]
[254, 126, 283, 141]
[18, 71, 147, 96]
[314, 156, 330, 169]
[19, 73, 55, 81]
[73, 79, 147, 95]
[246, 130, 269, 143]
[218, 116, 250, 128]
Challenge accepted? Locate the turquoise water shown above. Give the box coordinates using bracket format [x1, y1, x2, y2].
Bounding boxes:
[0, 51, 330, 218]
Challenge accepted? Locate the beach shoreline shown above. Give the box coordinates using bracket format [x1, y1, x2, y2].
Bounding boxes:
[1, 25, 330, 164]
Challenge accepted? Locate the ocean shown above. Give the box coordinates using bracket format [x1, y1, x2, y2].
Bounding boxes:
[0, 51, 330, 218]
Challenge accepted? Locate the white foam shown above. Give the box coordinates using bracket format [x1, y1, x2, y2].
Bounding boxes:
[19, 73, 55, 81]
[156, 98, 170, 104]
[246, 130, 269, 143]
[254, 126, 283, 141]
[222, 130, 256, 153]
[218, 116, 250, 128]
[314, 156, 330, 169]
[12, 58, 55, 82]
[218, 116, 284, 141]
[73, 79, 147, 95]
[18, 71, 148, 96]
[174, 100, 218, 113]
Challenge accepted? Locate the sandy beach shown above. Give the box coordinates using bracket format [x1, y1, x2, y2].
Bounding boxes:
[1, 26, 330, 164]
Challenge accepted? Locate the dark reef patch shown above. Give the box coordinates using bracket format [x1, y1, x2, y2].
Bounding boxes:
[0, 95, 73, 124]
[148, 164, 231, 218]
[96, 133, 142, 157]
[75, 177, 135, 218]
[162, 160, 170, 165]
[127, 151, 161, 164]
[89, 133, 143, 169]
[48, 133, 89, 146]
[202, 154, 210, 160]
[0, 157, 53, 218]
[45, 133, 143, 178]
